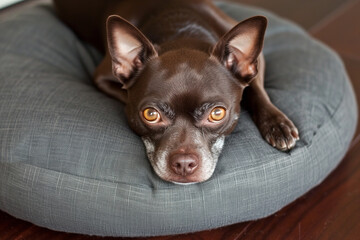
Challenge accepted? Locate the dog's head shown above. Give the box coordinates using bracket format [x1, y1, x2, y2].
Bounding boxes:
[106, 15, 267, 184]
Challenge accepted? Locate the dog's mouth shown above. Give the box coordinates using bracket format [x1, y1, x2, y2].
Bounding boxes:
[142, 136, 225, 184]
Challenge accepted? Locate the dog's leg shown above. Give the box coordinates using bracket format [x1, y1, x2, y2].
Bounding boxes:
[244, 54, 299, 151]
[93, 53, 128, 103]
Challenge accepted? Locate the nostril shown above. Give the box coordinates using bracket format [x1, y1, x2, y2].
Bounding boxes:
[171, 154, 199, 176]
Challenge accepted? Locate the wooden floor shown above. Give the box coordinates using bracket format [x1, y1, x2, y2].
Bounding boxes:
[1, 0, 359, 239]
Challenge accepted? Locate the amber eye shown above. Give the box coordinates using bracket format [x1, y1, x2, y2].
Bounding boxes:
[209, 107, 226, 122]
[143, 108, 161, 123]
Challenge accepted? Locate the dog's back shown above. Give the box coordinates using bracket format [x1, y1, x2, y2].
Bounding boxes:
[53, 0, 235, 52]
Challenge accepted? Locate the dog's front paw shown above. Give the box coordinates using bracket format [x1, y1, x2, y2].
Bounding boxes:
[255, 107, 299, 151]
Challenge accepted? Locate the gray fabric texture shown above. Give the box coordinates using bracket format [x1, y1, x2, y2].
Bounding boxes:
[0, 2, 357, 237]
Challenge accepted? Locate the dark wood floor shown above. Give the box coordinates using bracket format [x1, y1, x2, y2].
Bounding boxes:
[1, 0, 359, 239]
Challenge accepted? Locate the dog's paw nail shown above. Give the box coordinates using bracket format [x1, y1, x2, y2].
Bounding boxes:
[266, 135, 276, 147]
[280, 140, 286, 149]
[287, 139, 295, 149]
[291, 129, 299, 140]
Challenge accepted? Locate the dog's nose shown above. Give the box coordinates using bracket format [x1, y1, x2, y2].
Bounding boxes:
[170, 154, 199, 176]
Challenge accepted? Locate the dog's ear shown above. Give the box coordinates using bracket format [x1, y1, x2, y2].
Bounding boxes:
[212, 16, 267, 85]
[106, 15, 158, 89]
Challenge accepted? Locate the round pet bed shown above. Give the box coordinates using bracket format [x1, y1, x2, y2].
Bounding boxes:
[0, 2, 357, 237]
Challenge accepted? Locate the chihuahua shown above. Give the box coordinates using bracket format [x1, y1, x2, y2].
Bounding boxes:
[54, 0, 299, 184]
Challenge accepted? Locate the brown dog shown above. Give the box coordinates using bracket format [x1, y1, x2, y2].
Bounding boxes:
[54, 0, 299, 184]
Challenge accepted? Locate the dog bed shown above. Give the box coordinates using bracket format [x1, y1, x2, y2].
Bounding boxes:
[0, 2, 357, 237]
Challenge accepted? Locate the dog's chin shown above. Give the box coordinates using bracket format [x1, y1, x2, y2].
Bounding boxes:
[151, 164, 217, 184]
[171, 181, 197, 185]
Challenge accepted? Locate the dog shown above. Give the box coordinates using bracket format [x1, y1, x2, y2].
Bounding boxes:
[54, 0, 299, 184]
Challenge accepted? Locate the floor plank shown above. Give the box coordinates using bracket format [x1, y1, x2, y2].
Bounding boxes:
[340, 56, 360, 145]
[311, 0, 360, 59]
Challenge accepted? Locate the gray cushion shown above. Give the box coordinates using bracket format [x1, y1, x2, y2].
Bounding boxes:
[0, 2, 357, 237]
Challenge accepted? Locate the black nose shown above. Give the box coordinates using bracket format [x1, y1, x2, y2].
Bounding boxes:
[170, 154, 199, 176]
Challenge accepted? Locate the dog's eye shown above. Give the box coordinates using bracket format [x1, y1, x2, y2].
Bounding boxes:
[143, 108, 161, 123]
[209, 107, 226, 122]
